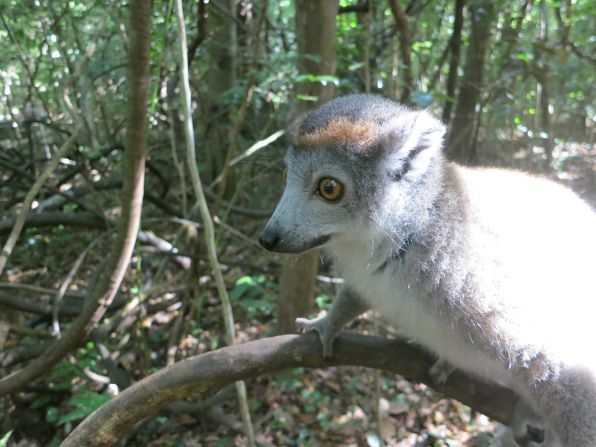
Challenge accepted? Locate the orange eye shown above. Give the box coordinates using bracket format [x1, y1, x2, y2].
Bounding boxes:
[317, 177, 343, 201]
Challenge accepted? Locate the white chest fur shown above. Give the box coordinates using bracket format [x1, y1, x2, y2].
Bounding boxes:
[327, 237, 514, 387]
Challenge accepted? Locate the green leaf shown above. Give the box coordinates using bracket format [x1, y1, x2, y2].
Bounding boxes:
[31, 395, 53, 410]
[58, 389, 110, 425]
[295, 74, 339, 84]
[315, 294, 331, 310]
[347, 62, 364, 71]
[0, 431, 12, 447]
[45, 406, 60, 424]
[296, 94, 319, 102]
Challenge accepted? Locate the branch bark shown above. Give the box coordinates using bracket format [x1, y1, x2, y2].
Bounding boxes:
[62, 333, 518, 447]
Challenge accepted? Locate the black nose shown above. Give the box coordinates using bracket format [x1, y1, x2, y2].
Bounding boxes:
[259, 230, 280, 251]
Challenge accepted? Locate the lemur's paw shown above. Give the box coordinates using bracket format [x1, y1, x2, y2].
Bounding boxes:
[428, 359, 455, 386]
[513, 424, 545, 447]
[510, 401, 549, 447]
[296, 316, 334, 357]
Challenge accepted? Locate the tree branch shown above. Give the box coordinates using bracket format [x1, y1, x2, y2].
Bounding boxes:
[62, 332, 517, 446]
[0, 212, 107, 236]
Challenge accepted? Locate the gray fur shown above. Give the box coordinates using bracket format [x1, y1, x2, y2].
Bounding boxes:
[259, 94, 596, 447]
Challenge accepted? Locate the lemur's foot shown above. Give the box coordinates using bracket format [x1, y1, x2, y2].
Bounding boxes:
[296, 316, 335, 357]
[428, 359, 455, 386]
[513, 424, 546, 446]
[510, 400, 549, 447]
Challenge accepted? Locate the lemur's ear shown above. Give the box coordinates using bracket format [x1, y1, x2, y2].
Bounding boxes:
[379, 110, 446, 181]
[286, 114, 307, 146]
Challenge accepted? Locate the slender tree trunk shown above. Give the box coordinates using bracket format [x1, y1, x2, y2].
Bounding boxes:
[442, 0, 466, 124]
[276, 0, 338, 334]
[535, 0, 553, 166]
[205, 0, 237, 180]
[388, 0, 413, 104]
[447, 0, 495, 164]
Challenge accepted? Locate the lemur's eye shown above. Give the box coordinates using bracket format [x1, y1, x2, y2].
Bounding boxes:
[282, 168, 288, 183]
[317, 177, 343, 201]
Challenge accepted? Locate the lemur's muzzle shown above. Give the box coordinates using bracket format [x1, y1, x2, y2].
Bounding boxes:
[259, 226, 331, 253]
[258, 229, 281, 251]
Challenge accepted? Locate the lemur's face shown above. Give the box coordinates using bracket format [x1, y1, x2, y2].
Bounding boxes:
[258, 95, 446, 255]
[259, 146, 371, 254]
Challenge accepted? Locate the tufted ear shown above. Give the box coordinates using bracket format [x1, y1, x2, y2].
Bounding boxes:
[379, 110, 446, 182]
[286, 114, 307, 147]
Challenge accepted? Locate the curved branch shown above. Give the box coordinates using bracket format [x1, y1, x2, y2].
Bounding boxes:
[62, 333, 517, 446]
[0, 0, 152, 397]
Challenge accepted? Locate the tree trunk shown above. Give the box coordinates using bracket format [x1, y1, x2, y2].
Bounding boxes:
[535, 0, 553, 166]
[447, 0, 495, 164]
[442, 0, 466, 124]
[276, 0, 338, 334]
[204, 0, 237, 181]
[388, 0, 413, 104]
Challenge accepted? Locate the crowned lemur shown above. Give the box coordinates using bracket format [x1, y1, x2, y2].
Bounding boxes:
[258, 94, 596, 446]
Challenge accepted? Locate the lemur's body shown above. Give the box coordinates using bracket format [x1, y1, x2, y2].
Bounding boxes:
[259, 95, 596, 446]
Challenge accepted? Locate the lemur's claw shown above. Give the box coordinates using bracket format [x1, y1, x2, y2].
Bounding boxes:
[429, 359, 455, 386]
[295, 316, 334, 357]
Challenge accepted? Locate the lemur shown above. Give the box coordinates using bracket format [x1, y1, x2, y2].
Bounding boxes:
[259, 95, 596, 446]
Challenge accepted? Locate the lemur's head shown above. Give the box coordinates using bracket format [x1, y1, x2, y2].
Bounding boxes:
[259, 94, 446, 254]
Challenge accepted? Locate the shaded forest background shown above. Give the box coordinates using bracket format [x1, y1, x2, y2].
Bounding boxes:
[0, 0, 594, 445]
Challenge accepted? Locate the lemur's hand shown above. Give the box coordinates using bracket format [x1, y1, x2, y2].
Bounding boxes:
[296, 315, 336, 357]
[428, 358, 455, 386]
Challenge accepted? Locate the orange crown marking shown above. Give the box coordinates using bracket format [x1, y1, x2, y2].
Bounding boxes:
[295, 117, 378, 149]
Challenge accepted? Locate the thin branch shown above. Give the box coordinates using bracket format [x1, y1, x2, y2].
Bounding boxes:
[0, 131, 80, 275]
[0, 157, 105, 219]
[0, 288, 126, 319]
[173, 1, 255, 444]
[52, 235, 105, 336]
[0, 212, 108, 236]
[0, 282, 85, 298]
[208, 129, 285, 188]
[187, 0, 208, 63]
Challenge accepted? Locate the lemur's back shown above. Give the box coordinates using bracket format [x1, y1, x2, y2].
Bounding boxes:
[448, 165, 596, 367]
